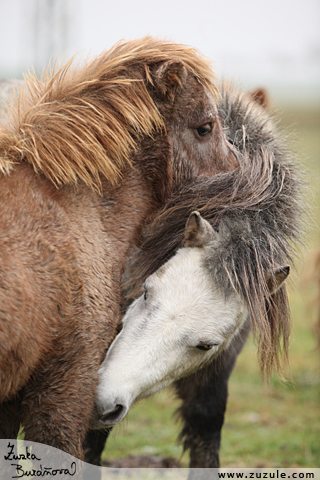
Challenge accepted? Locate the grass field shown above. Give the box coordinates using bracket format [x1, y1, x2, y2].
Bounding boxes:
[102, 104, 320, 468]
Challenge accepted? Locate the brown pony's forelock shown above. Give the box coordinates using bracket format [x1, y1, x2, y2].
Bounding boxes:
[123, 83, 306, 378]
[0, 37, 217, 191]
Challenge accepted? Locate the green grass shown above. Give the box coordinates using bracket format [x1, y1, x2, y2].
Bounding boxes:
[102, 105, 320, 467]
[102, 390, 184, 462]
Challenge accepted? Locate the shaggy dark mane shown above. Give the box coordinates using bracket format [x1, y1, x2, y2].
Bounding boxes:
[123, 83, 305, 377]
[0, 37, 217, 191]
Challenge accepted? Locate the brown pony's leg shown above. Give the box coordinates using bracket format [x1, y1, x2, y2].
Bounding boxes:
[20, 344, 101, 460]
[175, 320, 250, 471]
[0, 393, 22, 438]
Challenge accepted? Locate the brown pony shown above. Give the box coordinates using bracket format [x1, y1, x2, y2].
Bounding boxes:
[0, 37, 237, 459]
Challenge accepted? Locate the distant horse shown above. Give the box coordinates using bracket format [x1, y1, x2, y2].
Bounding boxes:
[84, 82, 304, 468]
[0, 37, 238, 460]
[95, 211, 290, 426]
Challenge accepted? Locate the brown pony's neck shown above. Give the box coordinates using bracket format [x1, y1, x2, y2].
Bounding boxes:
[100, 167, 161, 265]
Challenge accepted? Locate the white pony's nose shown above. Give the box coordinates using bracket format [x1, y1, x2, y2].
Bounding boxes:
[97, 401, 128, 426]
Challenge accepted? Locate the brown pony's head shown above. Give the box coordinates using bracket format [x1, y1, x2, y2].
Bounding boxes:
[0, 37, 237, 197]
[147, 53, 238, 182]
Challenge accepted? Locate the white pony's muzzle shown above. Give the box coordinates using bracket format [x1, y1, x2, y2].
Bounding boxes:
[92, 395, 130, 428]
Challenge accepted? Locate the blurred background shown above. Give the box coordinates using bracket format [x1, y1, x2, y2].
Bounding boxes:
[1, 0, 319, 103]
[1, 0, 319, 468]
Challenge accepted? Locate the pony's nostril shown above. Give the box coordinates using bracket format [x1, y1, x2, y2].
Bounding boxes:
[100, 404, 124, 424]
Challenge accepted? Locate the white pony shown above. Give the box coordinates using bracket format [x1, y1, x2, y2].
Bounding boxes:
[94, 211, 289, 428]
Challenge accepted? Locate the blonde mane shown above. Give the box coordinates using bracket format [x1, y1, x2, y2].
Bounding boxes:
[0, 37, 218, 191]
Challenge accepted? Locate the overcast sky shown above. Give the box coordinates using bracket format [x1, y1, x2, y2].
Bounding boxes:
[1, 0, 319, 101]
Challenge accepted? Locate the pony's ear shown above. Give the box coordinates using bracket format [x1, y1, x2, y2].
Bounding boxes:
[184, 211, 216, 247]
[267, 265, 290, 295]
[153, 59, 187, 102]
[249, 88, 269, 109]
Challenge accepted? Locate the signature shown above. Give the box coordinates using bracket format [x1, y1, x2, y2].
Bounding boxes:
[5, 442, 41, 462]
[4, 442, 77, 478]
[10, 463, 77, 478]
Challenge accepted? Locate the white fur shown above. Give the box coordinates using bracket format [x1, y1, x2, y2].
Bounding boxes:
[94, 245, 248, 428]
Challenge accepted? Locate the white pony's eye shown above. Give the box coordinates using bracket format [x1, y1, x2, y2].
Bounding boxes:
[196, 343, 217, 351]
[143, 288, 147, 301]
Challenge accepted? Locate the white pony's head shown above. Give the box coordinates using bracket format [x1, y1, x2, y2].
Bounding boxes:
[93, 212, 289, 428]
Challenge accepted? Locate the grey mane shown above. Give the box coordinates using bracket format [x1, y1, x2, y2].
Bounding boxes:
[202, 216, 253, 299]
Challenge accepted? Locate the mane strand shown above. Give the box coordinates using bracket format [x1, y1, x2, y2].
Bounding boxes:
[0, 37, 218, 190]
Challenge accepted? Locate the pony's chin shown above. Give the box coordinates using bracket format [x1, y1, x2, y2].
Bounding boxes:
[89, 410, 106, 430]
[89, 407, 116, 429]
[90, 415, 121, 429]
[89, 419, 116, 430]
[89, 420, 107, 430]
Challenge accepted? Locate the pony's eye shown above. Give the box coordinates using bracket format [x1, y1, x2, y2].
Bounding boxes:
[196, 123, 212, 137]
[144, 289, 147, 301]
[196, 344, 214, 351]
